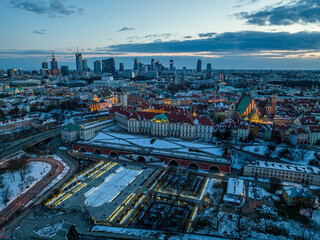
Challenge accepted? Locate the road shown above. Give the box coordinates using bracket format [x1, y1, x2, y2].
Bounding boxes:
[0, 158, 63, 229]
[0, 138, 78, 239]
[0, 128, 61, 160]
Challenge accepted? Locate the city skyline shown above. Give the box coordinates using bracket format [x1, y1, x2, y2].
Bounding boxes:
[1, 0, 320, 70]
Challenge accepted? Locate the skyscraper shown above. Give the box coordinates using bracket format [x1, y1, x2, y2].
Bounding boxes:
[206, 63, 212, 79]
[61, 66, 69, 76]
[196, 59, 202, 73]
[94, 60, 101, 74]
[50, 52, 59, 75]
[18, 68, 24, 77]
[134, 58, 139, 71]
[82, 59, 88, 72]
[108, 58, 116, 73]
[151, 59, 155, 70]
[119, 63, 124, 72]
[155, 60, 159, 70]
[102, 59, 108, 73]
[170, 59, 174, 71]
[7, 69, 17, 78]
[75, 53, 83, 73]
[42, 61, 48, 70]
[101, 58, 116, 73]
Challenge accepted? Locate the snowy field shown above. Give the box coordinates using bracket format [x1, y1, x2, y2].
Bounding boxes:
[126, 138, 180, 149]
[35, 221, 63, 237]
[243, 146, 269, 155]
[241, 145, 318, 166]
[0, 162, 51, 211]
[85, 167, 142, 207]
[88, 132, 224, 156]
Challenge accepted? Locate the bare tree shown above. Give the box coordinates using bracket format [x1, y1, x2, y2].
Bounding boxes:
[212, 189, 229, 230]
[15, 159, 30, 182]
[1, 186, 12, 206]
[233, 205, 248, 240]
[292, 213, 319, 240]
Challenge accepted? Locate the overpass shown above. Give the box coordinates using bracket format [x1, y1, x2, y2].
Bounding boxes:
[0, 128, 61, 160]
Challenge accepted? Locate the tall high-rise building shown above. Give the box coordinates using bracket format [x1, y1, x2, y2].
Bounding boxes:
[139, 62, 144, 71]
[119, 63, 124, 72]
[170, 59, 174, 71]
[61, 66, 69, 76]
[75, 53, 83, 73]
[196, 59, 202, 73]
[50, 52, 59, 75]
[7, 69, 17, 78]
[102, 58, 115, 73]
[82, 59, 88, 72]
[18, 68, 24, 77]
[41, 61, 49, 77]
[133, 58, 139, 71]
[206, 63, 212, 79]
[155, 60, 159, 70]
[151, 59, 155, 70]
[94, 60, 101, 74]
[42, 61, 48, 70]
[102, 59, 107, 73]
[108, 58, 116, 73]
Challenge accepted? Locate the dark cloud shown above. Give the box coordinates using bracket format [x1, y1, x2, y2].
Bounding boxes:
[107, 31, 320, 53]
[237, 0, 320, 25]
[10, 0, 84, 18]
[33, 29, 46, 35]
[198, 32, 216, 38]
[118, 27, 135, 32]
[184, 36, 193, 39]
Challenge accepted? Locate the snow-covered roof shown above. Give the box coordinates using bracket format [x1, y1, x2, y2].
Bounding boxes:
[247, 161, 320, 175]
[226, 178, 244, 196]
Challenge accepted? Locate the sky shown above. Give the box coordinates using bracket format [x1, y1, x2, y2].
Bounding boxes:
[0, 0, 320, 70]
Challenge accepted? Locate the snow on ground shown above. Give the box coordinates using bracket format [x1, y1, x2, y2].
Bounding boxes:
[231, 150, 245, 170]
[200, 148, 224, 156]
[126, 138, 180, 149]
[92, 226, 226, 240]
[85, 167, 142, 207]
[89, 131, 225, 155]
[273, 147, 316, 166]
[243, 146, 269, 155]
[96, 138, 131, 145]
[175, 141, 217, 149]
[90, 132, 116, 141]
[312, 209, 320, 225]
[239, 145, 318, 166]
[0, 162, 51, 211]
[35, 221, 63, 237]
[248, 185, 272, 200]
[103, 132, 141, 139]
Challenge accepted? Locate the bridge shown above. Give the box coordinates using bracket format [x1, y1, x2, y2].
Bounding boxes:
[0, 128, 61, 160]
[73, 141, 231, 173]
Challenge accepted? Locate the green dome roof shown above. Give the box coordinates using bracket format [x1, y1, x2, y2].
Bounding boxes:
[152, 113, 169, 122]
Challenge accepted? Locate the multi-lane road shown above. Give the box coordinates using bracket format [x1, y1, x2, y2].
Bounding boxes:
[0, 137, 78, 239]
[0, 158, 64, 227]
[0, 128, 61, 160]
